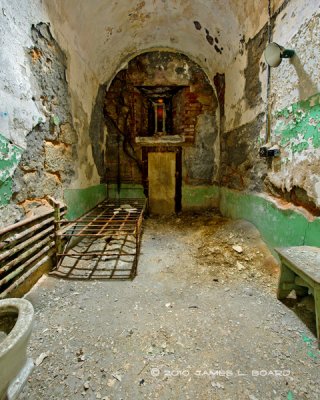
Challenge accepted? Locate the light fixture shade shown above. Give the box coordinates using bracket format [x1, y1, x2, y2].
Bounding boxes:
[264, 42, 295, 67]
[264, 42, 283, 67]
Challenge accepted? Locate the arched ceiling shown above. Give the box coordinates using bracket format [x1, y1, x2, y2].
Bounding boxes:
[45, 0, 269, 84]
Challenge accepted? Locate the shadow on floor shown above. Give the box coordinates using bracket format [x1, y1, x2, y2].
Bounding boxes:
[282, 294, 317, 337]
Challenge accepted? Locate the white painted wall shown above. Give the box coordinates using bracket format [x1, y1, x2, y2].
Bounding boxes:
[271, 0, 320, 110]
[0, 0, 47, 149]
[0, 0, 101, 191]
[45, 0, 244, 84]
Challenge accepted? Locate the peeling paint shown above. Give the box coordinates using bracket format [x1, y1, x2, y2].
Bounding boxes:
[193, 21, 201, 30]
[0, 133, 23, 205]
[274, 93, 320, 153]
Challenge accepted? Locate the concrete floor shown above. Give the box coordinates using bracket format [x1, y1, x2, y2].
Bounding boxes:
[20, 213, 320, 400]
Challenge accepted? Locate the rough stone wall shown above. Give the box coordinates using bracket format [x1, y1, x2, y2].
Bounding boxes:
[99, 51, 218, 186]
[12, 22, 77, 214]
[0, 1, 50, 226]
[0, 5, 78, 227]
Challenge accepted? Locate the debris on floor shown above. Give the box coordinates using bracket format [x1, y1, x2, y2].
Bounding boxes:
[20, 213, 320, 400]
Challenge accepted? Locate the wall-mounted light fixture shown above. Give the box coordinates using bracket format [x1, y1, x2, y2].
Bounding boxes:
[264, 42, 295, 67]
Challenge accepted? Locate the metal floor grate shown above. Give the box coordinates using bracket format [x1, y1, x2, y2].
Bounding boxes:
[51, 198, 147, 280]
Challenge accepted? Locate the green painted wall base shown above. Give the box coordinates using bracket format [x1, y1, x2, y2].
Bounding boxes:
[106, 184, 145, 199]
[63, 182, 320, 252]
[182, 185, 220, 210]
[181, 184, 320, 249]
[219, 187, 320, 250]
[64, 184, 108, 219]
[64, 184, 146, 219]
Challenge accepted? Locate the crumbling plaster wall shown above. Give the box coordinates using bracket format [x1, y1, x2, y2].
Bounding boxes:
[0, 0, 102, 227]
[42, 2, 102, 190]
[221, 3, 269, 192]
[266, 1, 320, 212]
[45, 0, 244, 85]
[0, 0, 51, 225]
[223, 0, 316, 134]
[43, 0, 245, 195]
[44, 0, 289, 196]
[221, 0, 320, 215]
[2, 0, 318, 227]
[12, 22, 78, 210]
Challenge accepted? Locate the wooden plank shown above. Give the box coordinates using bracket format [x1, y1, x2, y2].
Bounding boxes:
[275, 246, 320, 284]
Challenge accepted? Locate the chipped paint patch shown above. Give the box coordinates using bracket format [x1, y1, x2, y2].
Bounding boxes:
[0, 133, 23, 205]
[274, 93, 320, 153]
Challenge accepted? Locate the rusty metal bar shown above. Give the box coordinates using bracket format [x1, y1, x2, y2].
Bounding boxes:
[0, 210, 55, 236]
[53, 198, 147, 280]
[0, 235, 53, 277]
[59, 232, 135, 237]
[0, 216, 55, 251]
[0, 202, 65, 237]
[53, 268, 134, 273]
[0, 254, 52, 300]
[0, 199, 66, 297]
[57, 252, 135, 256]
[0, 225, 54, 262]
[61, 226, 137, 232]
[0, 242, 55, 288]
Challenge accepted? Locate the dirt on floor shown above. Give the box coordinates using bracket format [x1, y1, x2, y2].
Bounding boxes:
[20, 211, 320, 400]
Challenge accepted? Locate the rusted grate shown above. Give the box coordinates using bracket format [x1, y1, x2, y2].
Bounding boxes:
[51, 198, 147, 280]
[0, 198, 66, 298]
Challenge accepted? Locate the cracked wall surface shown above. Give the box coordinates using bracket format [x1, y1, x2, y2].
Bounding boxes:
[11, 22, 78, 218]
[0, 0, 320, 228]
[266, 7, 320, 212]
[221, 0, 320, 216]
[0, 5, 80, 226]
[0, 0, 49, 225]
[100, 51, 218, 189]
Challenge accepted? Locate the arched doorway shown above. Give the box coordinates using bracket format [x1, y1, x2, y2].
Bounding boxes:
[103, 51, 219, 214]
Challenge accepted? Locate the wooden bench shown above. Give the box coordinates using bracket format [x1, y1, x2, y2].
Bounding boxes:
[275, 246, 320, 347]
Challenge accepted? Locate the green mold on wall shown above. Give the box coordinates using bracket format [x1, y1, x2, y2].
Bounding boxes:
[304, 218, 320, 247]
[0, 133, 23, 205]
[274, 93, 320, 153]
[64, 184, 108, 219]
